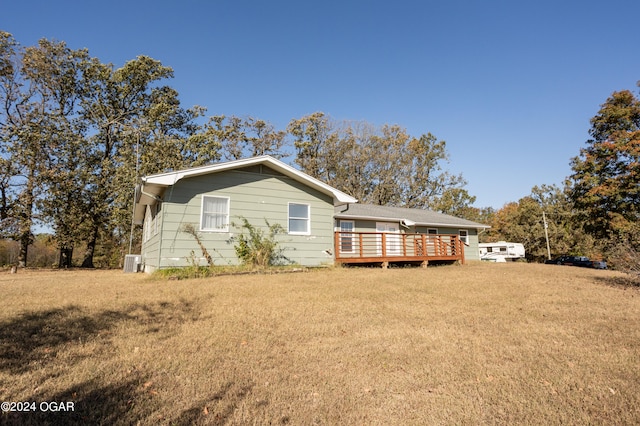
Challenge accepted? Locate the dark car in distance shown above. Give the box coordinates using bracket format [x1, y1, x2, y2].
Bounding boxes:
[545, 255, 607, 269]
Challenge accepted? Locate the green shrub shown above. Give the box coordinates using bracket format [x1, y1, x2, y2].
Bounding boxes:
[228, 217, 291, 268]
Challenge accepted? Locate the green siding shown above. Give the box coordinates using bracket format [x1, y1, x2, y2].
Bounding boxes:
[141, 205, 162, 272]
[141, 168, 335, 270]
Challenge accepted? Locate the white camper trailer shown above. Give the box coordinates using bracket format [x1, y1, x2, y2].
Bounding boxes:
[479, 241, 525, 262]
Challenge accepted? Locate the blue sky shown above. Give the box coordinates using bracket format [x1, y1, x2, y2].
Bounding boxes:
[4, 0, 639, 209]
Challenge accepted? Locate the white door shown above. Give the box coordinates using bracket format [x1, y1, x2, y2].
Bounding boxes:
[376, 222, 401, 256]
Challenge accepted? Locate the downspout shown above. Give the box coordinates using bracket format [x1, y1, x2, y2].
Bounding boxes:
[336, 202, 351, 214]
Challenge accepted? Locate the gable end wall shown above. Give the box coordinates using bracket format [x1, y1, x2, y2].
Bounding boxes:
[142, 168, 335, 270]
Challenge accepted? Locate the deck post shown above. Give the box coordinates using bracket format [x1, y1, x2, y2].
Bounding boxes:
[402, 234, 407, 257]
[381, 233, 387, 257]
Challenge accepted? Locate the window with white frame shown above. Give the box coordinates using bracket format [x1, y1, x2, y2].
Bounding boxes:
[201, 196, 229, 232]
[339, 220, 354, 253]
[459, 229, 468, 244]
[288, 203, 310, 234]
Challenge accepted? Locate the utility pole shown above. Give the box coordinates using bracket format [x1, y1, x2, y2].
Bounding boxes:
[128, 130, 140, 255]
[543, 211, 551, 260]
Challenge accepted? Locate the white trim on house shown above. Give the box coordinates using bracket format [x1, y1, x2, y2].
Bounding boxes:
[288, 202, 311, 235]
[338, 220, 355, 254]
[200, 195, 230, 232]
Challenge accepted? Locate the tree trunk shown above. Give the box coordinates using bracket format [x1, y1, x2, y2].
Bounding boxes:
[81, 225, 99, 268]
[58, 247, 73, 268]
[18, 233, 29, 268]
[17, 175, 35, 268]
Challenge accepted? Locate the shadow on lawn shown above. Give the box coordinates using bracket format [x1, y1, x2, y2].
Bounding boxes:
[1, 374, 159, 425]
[0, 300, 199, 375]
[0, 300, 253, 425]
[593, 274, 640, 288]
[2, 376, 255, 426]
[1, 300, 262, 425]
[172, 380, 256, 426]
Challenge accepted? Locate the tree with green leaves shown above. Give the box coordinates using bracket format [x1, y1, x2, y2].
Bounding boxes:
[76, 55, 217, 267]
[288, 113, 369, 199]
[569, 84, 640, 273]
[2, 33, 219, 268]
[569, 86, 640, 241]
[486, 185, 596, 261]
[76, 55, 177, 267]
[107, 86, 212, 265]
[287, 112, 335, 179]
[0, 32, 58, 267]
[22, 38, 94, 268]
[399, 132, 476, 215]
[201, 115, 288, 161]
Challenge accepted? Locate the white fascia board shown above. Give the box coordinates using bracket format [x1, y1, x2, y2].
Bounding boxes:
[142, 156, 357, 205]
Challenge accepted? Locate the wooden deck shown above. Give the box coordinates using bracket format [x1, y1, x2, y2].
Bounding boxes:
[334, 231, 465, 267]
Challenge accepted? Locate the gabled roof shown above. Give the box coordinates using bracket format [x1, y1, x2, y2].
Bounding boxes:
[334, 203, 490, 230]
[134, 156, 358, 223]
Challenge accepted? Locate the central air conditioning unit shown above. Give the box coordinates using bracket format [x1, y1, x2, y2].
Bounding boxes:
[123, 255, 142, 273]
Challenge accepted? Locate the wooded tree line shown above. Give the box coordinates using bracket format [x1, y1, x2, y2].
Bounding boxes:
[1, 32, 638, 271]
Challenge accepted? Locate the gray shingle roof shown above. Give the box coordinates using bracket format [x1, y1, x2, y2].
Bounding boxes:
[334, 203, 489, 229]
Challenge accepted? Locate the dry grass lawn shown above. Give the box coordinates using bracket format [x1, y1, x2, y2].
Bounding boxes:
[1, 263, 639, 425]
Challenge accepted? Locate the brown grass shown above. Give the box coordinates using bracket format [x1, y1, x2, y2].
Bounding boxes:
[1, 263, 639, 425]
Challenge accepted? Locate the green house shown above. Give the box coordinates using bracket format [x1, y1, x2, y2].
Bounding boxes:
[134, 156, 356, 273]
[134, 156, 489, 272]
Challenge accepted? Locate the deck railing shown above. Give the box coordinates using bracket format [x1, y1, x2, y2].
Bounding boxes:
[334, 231, 465, 266]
